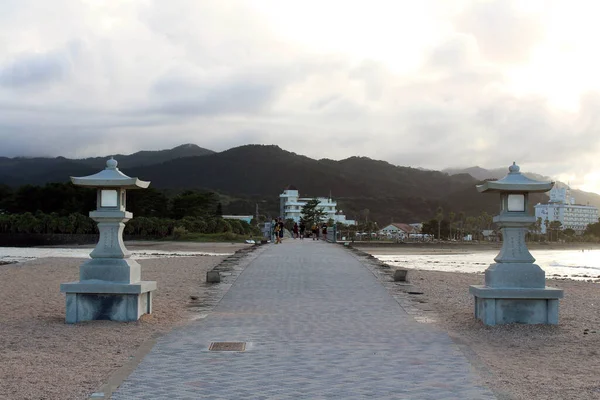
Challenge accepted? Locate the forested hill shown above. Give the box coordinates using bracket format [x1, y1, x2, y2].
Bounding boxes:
[0, 144, 214, 187]
[125, 144, 523, 223]
[126, 145, 475, 197]
[0, 143, 550, 224]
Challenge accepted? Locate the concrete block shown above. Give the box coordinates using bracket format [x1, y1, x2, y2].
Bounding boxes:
[206, 270, 221, 283]
[62, 281, 155, 323]
[470, 285, 563, 325]
[393, 269, 408, 282]
[64, 291, 153, 323]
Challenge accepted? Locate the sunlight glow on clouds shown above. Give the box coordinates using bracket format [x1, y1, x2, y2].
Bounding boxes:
[1, 0, 600, 193]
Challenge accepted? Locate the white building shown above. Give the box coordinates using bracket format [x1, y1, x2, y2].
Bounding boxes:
[279, 186, 356, 225]
[534, 186, 599, 234]
[379, 223, 415, 239]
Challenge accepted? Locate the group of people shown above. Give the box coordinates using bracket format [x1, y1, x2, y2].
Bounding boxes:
[272, 218, 328, 243]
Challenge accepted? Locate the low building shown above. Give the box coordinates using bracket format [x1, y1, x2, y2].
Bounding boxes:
[279, 186, 356, 225]
[534, 186, 599, 234]
[379, 223, 415, 239]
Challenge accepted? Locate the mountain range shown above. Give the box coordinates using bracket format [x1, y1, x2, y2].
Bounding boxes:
[1, 144, 598, 224]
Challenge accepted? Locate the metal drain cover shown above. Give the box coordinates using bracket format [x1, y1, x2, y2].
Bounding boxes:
[209, 342, 246, 351]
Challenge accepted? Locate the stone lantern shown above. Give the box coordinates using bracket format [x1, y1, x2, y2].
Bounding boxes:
[60, 158, 157, 323]
[469, 162, 563, 325]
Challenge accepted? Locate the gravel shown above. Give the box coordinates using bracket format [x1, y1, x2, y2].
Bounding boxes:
[0, 245, 248, 400]
[397, 269, 600, 400]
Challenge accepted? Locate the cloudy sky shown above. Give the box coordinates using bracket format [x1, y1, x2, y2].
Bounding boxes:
[1, 0, 600, 192]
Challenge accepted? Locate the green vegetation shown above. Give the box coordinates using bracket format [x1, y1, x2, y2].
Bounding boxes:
[0, 183, 260, 242]
[300, 198, 326, 227]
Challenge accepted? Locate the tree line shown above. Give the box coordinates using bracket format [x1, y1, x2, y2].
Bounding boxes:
[0, 183, 260, 238]
[421, 209, 494, 241]
[422, 207, 600, 242]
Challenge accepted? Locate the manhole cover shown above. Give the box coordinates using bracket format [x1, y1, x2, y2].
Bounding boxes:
[209, 342, 246, 351]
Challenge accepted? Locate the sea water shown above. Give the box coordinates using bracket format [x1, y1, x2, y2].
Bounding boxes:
[0, 247, 234, 264]
[374, 249, 600, 281]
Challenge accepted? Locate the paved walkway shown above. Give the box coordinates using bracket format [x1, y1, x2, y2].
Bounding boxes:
[112, 240, 495, 399]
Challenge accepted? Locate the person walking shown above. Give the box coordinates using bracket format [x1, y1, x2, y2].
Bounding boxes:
[271, 218, 277, 242]
[277, 217, 285, 244]
[274, 222, 281, 244]
[299, 221, 306, 240]
[311, 223, 318, 241]
[293, 222, 299, 239]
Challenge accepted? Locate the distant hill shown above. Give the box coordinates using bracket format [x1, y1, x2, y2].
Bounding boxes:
[2, 144, 566, 224]
[123, 144, 497, 223]
[77, 143, 215, 169]
[0, 144, 214, 186]
[444, 166, 600, 210]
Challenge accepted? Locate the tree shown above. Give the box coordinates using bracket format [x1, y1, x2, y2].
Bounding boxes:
[563, 228, 576, 237]
[170, 191, 218, 219]
[448, 211, 456, 240]
[549, 220, 563, 242]
[435, 207, 443, 240]
[127, 188, 169, 217]
[457, 211, 465, 241]
[300, 198, 326, 227]
[216, 202, 223, 217]
[423, 218, 449, 239]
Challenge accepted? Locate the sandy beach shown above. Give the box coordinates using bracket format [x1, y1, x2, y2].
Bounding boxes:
[0, 242, 250, 400]
[356, 244, 600, 400]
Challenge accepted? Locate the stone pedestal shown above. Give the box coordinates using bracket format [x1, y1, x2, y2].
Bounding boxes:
[60, 216, 156, 323]
[61, 281, 156, 323]
[470, 286, 563, 325]
[469, 222, 563, 325]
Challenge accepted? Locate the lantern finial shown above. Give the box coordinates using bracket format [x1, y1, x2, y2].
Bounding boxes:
[106, 157, 118, 169]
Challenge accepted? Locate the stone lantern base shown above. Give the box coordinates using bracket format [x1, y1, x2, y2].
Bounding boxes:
[61, 280, 156, 323]
[469, 285, 563, 325]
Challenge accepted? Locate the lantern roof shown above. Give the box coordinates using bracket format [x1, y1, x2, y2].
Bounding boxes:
[476, 162, 554, 193]
[70, 158, 150, 189]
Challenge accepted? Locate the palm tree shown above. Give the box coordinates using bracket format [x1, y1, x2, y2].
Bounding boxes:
[448, 211, 456, 240]
[436, 206, 443, 241]
[458, 211, 465, 241]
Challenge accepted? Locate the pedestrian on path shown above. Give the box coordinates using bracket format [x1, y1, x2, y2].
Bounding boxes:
[277, 218, 284, 243]
[274, 222, 281, 244]
[299, 221, 306, 240]
[311, 223, 318, 240]
[293, 222, 299, 239]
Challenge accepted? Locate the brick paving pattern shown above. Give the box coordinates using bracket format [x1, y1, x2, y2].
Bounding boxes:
[112, 240, 495, 399]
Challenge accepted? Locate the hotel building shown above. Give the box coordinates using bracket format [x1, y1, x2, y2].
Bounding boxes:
[534, 187, 599, 234]
[279, 186, 356, 225]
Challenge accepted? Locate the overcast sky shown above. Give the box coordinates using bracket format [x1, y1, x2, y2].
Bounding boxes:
[1, 0, 600, 192]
